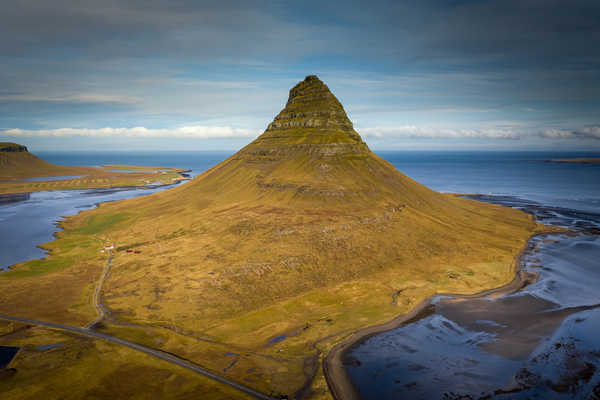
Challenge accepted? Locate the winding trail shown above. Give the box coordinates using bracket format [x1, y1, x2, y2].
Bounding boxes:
[85, 250, 112, 329]
[0, 313, 275, 400]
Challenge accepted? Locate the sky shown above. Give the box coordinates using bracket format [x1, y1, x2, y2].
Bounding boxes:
[1, 0, 599, 152]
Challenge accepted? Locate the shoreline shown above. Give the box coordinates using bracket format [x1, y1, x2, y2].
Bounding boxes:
[545, 158, 600, 164]
[0, 165, 188, 196]
[0, 181, 187, 274]
[322, 232, 544, 400]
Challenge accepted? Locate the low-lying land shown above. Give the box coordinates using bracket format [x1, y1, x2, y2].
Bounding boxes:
[0, 78, 554, 399]
[0, 320, 250, 399]
[0, 143, 187, 194]
[547, 157, 600, 164]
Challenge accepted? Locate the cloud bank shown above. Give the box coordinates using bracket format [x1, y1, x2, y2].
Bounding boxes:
[6, 125, 600, 141]
[4, 126, 260, 139]
[361, 126, 522, 140]
[540, 127, 600, 140]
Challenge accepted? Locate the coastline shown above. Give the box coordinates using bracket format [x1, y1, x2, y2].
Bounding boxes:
[323, 232, 544, 400]
[0, 180, 188, 274]
[0, 166, 188, 195]
[546, 158, 600, 164]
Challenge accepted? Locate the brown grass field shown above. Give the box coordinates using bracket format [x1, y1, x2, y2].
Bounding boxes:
[0, 320, 250, 399]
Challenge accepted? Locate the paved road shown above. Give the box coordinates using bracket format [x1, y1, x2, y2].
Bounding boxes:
[0, 313, 276, 400]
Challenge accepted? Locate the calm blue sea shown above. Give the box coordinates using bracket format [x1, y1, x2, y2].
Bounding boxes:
[38, 150, 600, 212]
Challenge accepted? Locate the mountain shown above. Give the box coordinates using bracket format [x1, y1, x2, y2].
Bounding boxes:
[3, 76, 540, 397]
[0, 142, 71, 179]
[170, 75, 443, 210]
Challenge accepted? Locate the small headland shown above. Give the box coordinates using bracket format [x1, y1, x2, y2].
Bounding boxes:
[0, 143, 188, 194]
[545, 157, 600, 164]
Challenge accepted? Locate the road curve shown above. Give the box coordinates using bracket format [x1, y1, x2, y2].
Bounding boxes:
[0, 313, 276, 400]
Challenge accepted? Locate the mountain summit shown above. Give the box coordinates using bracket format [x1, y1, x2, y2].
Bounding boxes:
[262, 75, 363, 144]
[241, 75, 367, 158]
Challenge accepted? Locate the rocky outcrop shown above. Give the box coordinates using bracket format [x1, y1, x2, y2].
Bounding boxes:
[0, 143, 28, 153]
[257, 75, 363, 142]
[238, 75, 369, 167]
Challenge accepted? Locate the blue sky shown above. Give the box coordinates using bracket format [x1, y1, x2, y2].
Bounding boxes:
[1, 0, 599, 151]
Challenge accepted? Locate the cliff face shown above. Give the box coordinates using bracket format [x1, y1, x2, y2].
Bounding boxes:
[0, 142, 63, 178]
[240, 75, 367, 158]
[0, 143, 28, 153]
[265, 75, 360, 140]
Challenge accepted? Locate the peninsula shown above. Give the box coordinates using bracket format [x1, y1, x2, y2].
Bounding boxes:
[547, 157, 600, 164]
[0, 76, 548, 399]
[0, 142, 187, 195]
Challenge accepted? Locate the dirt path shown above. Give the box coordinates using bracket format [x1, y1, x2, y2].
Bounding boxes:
[85, 251, 112, 329]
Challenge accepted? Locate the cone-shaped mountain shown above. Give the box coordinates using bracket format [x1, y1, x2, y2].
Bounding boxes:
[174, 74, 443, 210]
[44, 75, 537, 397]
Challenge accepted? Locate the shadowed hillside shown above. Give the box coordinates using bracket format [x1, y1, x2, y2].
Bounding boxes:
[0, 76, 546, 398]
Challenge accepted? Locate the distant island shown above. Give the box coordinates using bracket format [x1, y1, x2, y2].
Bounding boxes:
[546, 157, 600, 164]
[0, 142, 188, 195]
[0, 77, 552, 399]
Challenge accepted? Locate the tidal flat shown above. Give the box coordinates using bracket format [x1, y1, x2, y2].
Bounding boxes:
[343, 196, 600, 399]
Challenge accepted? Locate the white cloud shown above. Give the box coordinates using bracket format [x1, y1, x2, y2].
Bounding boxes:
[3, 126, 260, 139]
[540, 126, 600, 140]
[360, 125, 521, 139]
[0, 93, 142, 104]
[360, 125, 600, 141]
[5, 125, 600, 142]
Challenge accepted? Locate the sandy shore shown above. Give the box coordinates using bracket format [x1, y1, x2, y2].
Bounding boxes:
[323, 234, 542, 400]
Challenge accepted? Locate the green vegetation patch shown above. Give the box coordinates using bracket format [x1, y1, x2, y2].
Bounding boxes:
[75, 213, 128, 235]
[2, 256, 75, 278]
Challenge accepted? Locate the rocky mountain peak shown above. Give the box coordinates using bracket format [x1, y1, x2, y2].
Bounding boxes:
[265, 75, 355, 135]
[246, 75, 365, 155]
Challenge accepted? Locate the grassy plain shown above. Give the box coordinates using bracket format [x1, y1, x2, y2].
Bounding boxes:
[0, 321, 250, 399]
[0, 78, 554, 398]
